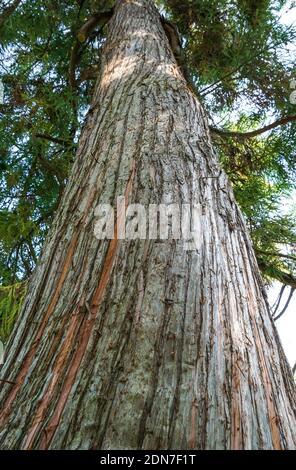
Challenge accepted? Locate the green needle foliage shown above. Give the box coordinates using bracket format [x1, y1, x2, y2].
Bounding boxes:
[0, 281, 27, 341]
[0, 0, 295, 340]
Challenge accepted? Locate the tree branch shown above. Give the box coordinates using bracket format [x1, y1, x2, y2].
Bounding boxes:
[78, 64, 100, 83]
[0, 0, 22, 28]
[210, 115, 296, 140]
[160, 16, 200, 96]
[256, 249, 296, 263]
[257, 258, 296, 289]
[199, 23, 296, 98]
[68, 10, 113, 91]
[272, 284, 286, 317]
[273, 287, 295, 322]
[34, 133, 73, 147]
[35, 152, 65, 186]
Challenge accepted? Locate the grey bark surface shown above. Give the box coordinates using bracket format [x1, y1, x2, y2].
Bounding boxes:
[0, 0, 295, 450]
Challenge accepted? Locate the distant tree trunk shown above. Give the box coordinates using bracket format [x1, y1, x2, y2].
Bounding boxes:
[0, 0, 295, 450]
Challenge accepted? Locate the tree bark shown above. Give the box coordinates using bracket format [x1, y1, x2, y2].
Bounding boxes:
[0, 0, 295, 450]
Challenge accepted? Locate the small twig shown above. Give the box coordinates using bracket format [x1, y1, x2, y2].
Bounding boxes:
[34, 133, 73, 147]
[256, 249, 296, 263]
[274, 287, 295, 322]
[210, 115, 296, 141]
[200, 22, 296, 97]
[257, 258, 296, 290]
[272, 284, 286, 317]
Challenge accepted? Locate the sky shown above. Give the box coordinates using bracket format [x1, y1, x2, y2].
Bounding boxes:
[269, 281, 295, 367]
[267, 2, 296, 370]
[267, 188, 295, 369]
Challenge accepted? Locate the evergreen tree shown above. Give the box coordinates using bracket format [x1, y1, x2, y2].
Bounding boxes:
[0, 0, 295, 450]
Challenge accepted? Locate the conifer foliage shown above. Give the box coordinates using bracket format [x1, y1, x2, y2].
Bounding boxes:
[0, 0, 295, 340]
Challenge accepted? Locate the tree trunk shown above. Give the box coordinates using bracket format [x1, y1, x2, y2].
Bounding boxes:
[0, 0, 295, 450]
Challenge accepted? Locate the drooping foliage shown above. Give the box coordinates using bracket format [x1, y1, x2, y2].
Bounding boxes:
[0, 0, 295, 340]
